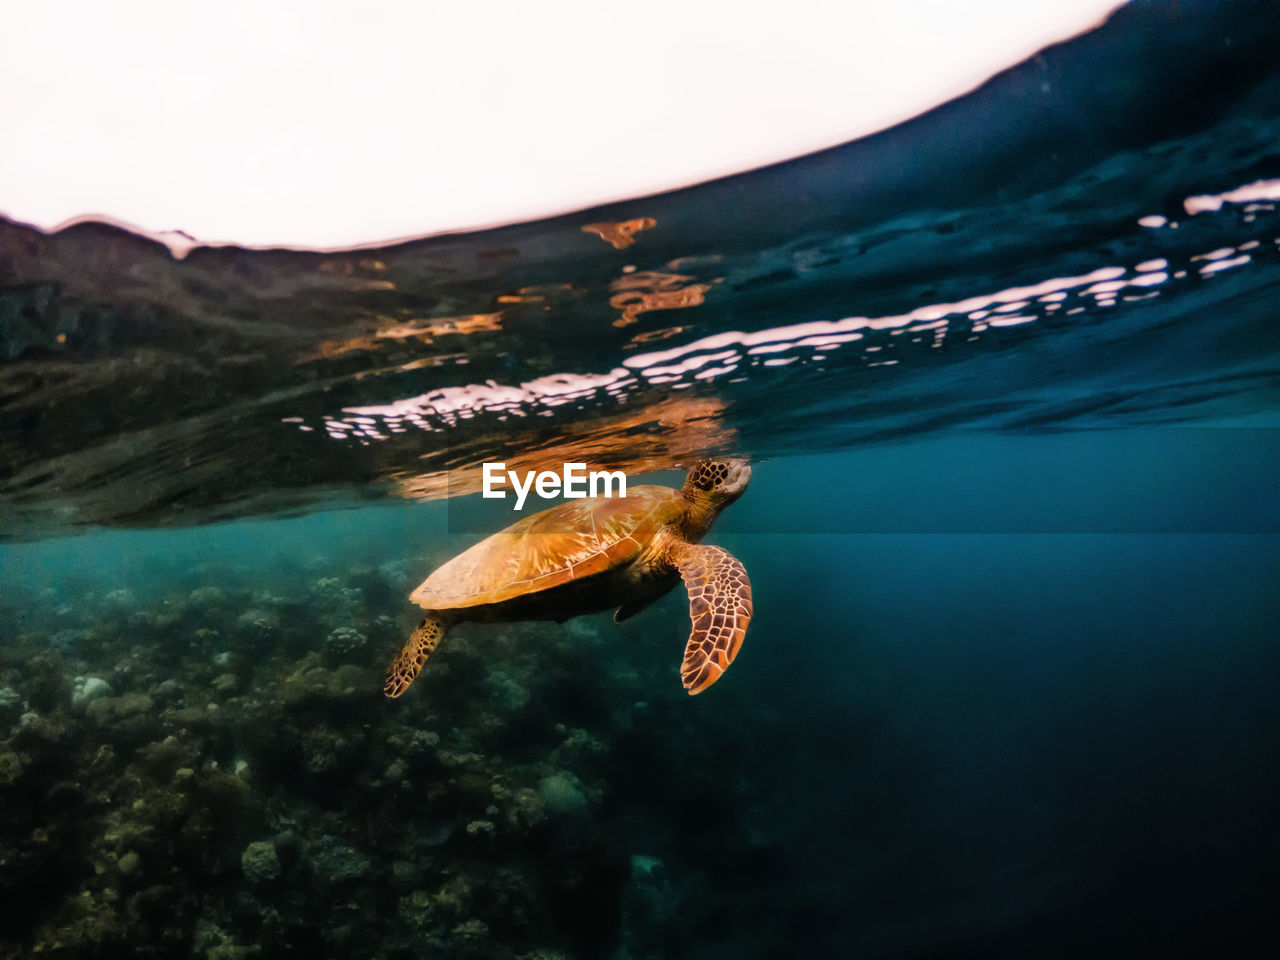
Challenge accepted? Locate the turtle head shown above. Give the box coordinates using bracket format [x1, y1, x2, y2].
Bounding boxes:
[682, 458, 751, 506]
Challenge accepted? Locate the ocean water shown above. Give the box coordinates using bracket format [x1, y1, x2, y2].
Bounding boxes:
[2, 3, 1279, 958]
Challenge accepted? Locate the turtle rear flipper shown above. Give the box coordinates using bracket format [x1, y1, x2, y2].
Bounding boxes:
[385, 615, 447, 698]
[673, 544, 752, 695]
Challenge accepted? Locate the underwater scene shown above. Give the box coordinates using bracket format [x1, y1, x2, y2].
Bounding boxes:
[2, 3, 1279, 958]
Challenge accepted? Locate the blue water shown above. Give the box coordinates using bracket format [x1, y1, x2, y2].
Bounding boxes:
[3, 452, 1276, 956]
[2, 2, 1279, 957]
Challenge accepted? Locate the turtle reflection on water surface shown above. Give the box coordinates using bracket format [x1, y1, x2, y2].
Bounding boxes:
[384, 459, 753, 698]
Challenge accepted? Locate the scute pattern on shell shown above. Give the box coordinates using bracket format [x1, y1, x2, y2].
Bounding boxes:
[410, 485, 686, 610]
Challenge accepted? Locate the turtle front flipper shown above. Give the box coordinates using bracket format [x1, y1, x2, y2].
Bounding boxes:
[385, 615, 447, 698]
[672, 544, 752, 695]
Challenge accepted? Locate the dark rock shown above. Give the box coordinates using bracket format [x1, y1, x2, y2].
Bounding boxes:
[312, 835, 371, 887]
[0, 748, 22, 787]
[241, 840, 281, 886]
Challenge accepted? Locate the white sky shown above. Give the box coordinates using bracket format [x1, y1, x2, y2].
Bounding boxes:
[3, 0, 1120, 249]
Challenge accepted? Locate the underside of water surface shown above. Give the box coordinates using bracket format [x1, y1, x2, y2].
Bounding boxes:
[1, 3, 1278, 959]
[2, 2, 1278, 539]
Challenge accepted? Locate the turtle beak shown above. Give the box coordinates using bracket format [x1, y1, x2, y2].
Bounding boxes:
[725, 460, 751, 494]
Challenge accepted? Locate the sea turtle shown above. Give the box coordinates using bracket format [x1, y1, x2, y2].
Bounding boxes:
[384, 458, 753, 698]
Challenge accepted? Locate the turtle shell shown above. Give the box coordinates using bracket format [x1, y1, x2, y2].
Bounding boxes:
[409, 484, 685, 610]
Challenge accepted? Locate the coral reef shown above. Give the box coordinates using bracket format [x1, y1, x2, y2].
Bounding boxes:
[0, 556, 776, 959]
